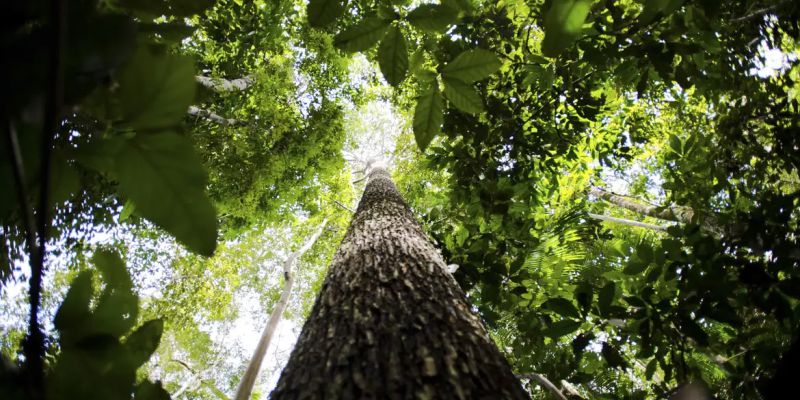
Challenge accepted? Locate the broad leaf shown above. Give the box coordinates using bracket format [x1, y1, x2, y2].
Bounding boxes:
[601, 342, 628, 369]
[543, 297, 581, 319]
[116, 133, 218, 256]
[307, 0, 347, 28]
[334, 17, 391, 52]
[598, 282, 616, 315]
[125, 319, 164, 367]
[543, 319, 582, 338]
[442, 77, 484, 114]
[54, 271, 94, 335]
[407, 4, 459, 32]
[541, 0, 592, 57]
[441, 49, 501, 82]
[413, 82, 443, 151]
[117, 46, 196, 131]
[378, 26, 408, 87]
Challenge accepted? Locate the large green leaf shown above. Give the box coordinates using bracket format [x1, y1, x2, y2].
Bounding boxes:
[541, 0, 592, 57]
[441, 49, 501, 82]
[334, 17, 391, 52]
[117, 46, 196, 131]
[442, 76, 483, 114]
[124, 319, 164, 367]
[307, 0, 347, 28]
[407, 4, 459, 32]
[53, 271, 94, 335]
[413, 82, 443, 151]
[543, 319, 582, 338]
[543, 297, 581, 319]
[115, 133, 218, 256]
[378, 26, 408, 87]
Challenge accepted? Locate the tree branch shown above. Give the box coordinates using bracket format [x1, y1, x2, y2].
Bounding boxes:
[188, 106, 243, 126]
[196, 75, 256, 92]
[517, 373, 568, 400]
[588, 213, 669, 232]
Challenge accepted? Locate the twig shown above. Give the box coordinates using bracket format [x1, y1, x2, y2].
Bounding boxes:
[517, 373, 568, 400]
[730, 2, 789, 23]
[334, 200, 354, 213]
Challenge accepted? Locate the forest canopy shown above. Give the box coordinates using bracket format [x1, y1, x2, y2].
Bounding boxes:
[1, 0, 799, 399]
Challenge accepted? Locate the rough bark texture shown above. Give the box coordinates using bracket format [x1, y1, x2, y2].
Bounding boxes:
[271, 168, 527, 399]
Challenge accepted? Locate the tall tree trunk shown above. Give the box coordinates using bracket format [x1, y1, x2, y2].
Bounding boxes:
[234, 218, 328, 400]
[271, 168, 527, 399]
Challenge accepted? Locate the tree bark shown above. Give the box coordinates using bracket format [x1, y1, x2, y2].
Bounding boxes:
[234, 218, 328, 400]
[589, 187, 725, 235]
[271, 168, 527, 399]
[187, 106, 242, 126]
[195, 75, 256, 92]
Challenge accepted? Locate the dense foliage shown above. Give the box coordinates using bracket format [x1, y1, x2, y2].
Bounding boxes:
[2, 0, 799, 399]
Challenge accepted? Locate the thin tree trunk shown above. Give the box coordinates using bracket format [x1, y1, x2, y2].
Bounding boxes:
[517, 373, 568, 400]
[589, 187, 725, 235]
[187, 106, 242, 126]
[271, 168, 527, 399]
[196, 75, 256, 92]
[234, 218, 329, 400]
[587, 213, 669, 232]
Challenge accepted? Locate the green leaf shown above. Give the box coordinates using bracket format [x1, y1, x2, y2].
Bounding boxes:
[442, 77, 484, 114]
[93, 249, 132, 290]
[623, 258, 649, 275]
[640, 0, 683, 23]
[116, 133, 218, 256]
[413, 81, 443, 151]
[601, 342, 628, 369]
[307, 0, 347, 28]
[73, 137, 126, 173]
[407, 4, 459, 32]
[134, 381, 171, 400]
[54, 271, 94, 334]
[118, 46, 196, 131]
[125, 320, 164, 367]
[543, 319, 582, 338]
[441, 49, 501, 82]
[598, 282, 616, 315]
[543, 297, 581, 319]
[119, 199, 136, 222]
[678, 314, 709, 346]
[541, 0, 592, 57]
[334, 17, 391, 52]
[378, 26, 409, 87]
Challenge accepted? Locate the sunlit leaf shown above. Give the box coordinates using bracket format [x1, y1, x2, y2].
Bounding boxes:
[307, 0, 347, 28]
[334, 17, 391, 52]
[442, 76, 483, 114]
[413, 81, 443, 151]
[407, 4, 459, 32]
[441, 49, 501, 82]
[378, 25, 408, 87]
[541, 0, 592, 57]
